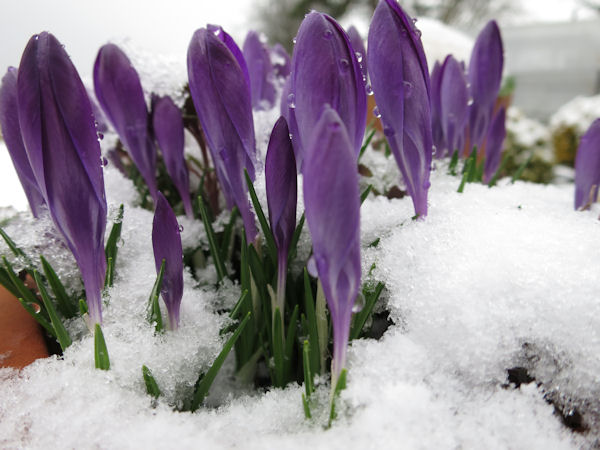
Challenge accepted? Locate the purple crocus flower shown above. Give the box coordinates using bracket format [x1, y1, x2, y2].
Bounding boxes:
[17, 32, 107, 324]
[467, 20, 503, 152]
[482, 106, 506, 184]
[346, 25, 368, 82]
[271, 43, 291, 79]
[430, 60, 446, 158]
[574, 119, 600, 210]
[368, 0, 433, 217]
[94, 43, 158, 201]
[265, 116, 297, 315]
[152, 192, 184, 330]
[187, 26, 258, 242]
[290, 11, 367, 169]
[0, 67, 45, 217]
[243, 31, 277, 110]
[303, 105, 360, 385]
[440, 55, 469, 156]
[151, 95, 193, 218]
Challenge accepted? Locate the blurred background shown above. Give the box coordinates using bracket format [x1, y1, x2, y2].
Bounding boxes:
[2, 0, 600, 209]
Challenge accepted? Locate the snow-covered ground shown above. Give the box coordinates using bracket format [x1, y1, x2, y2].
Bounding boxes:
[1, 155, 599, 448]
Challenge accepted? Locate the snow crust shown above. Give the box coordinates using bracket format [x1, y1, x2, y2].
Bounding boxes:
[1, 157, 598, 448]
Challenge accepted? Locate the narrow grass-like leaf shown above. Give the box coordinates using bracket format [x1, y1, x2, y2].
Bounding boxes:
[33, 270, 71, 350]
[360, 184, 373, 204]
[303, 269, 320, 375]
[302, 393, 312, 419]
[2, 256, 40, 307]
[94, 323, 110, 370]
[511, 152, 533, 183]
[104, 204, 124, 287]
[272, 308, 285, 387]
[244, 169, 277, 265]
[328, 368, 347, 427]
[198, 196, 227, 282]
[368, 238, 380, 248]
[248, 245, 267, 291]
[229, 289, 249, 320]
[358, 127, 377, 161]
[285, 304, 299, 369]
[302, 340, 314, 396]
[191, 312, 252, 411]
[0, 266, 20, 299]
[487, 152, 510, 187]
[350, 282, 385, 340]
[41, 255, 77, 318]
[315, 281, 328, 374]
[147, 259, 165, 333]
[142, 365, 161, 398]
[465, 148, 477, 182]
[287, 213, 305, 264]
[219, 207, 238, 261]
[79, 299, 88, 315]
[0, 227, 31, 264]
[17, 297, 56, 337]
[457, 158, 473, 193]
[448, 149, 459, 175]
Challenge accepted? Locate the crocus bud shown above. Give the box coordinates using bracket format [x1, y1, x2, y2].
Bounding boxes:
[303, 105, 361, 384]
[574, 119, 600, 210]
[151, 95, 193, 218]
[187, 26, 258, 242]
[0, 67, 45, 217]
[440, 55, 469, 156]
[265, 116, 297, 314]
[152, 192, 184, 330]
[346, 25, 368, 82]
[243, 31, 277, 110]
[368, 0, 433, 217]
[94, 44, 158, 201]
[271, 43, 291, 79]
[430, 60, 446, 158]
[467, 20, 503, 151]
[18, 32, 107, 324]
[482, 106, 506, 184]
[291, 11, 367, 169]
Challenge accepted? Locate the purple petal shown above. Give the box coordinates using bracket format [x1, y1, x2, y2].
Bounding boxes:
[93, 43, 158, 201]
[271, 43, 291, 78]
[574, 119, 600, 210]
[18, 32, 107, 324]
[152, 192, 184, 330]
[468, 20, 503, 150]
[430, 60, 446, 158]
[187, 27, 258, 242]
[482, 106, 506, 184]
[367, 0, 433, 217]
[291, 12, 367, 168]
[265, 116, 297, 263]
[151, 95, 193, 218]
[207, 24, 251, 93]
[243, 31, 277, 110]
[346, 25, 368, 82]
[303, 106, 360, 379]
[440, 55, 469, 155]
[0, 67, 45, 216]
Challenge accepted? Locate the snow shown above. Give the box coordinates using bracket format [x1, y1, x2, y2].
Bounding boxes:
[550, 95, 600, 135]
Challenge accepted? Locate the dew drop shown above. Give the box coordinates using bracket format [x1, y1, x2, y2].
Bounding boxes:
[339, 58, 350, 73]
[292, 36, 297, 45]
[355, 51, 363, 63]
[97, 132, 104, 141]
[288, 133, 294, 140]
[323, 29, 333, 40]
[100, 156, 108, 167]
[403, 81, 413, 99]
[412, 17, 418, 24]
[329, 121, 341, 131]
[287, 93, 296, 109]
[31, 303, 41, 314]
[365, 84, 374, 96]
[373, 106, 381, 118]
[432, 145, 437, 157]
[178, 224, 184, 233]
[117, 238, 125, 248]
[430, 161, 437, 172]
[415, 28, 422, 37]
[423, 180, 431, 189]
[352, 291, 365, 313]
[468, 97, 474, 106]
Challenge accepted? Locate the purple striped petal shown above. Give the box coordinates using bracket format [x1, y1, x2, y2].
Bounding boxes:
[291, 12, 367, 169]
[0, 67, 45, 217]
[187, 27, 258, 242]
[367, 0, 433, 217]
[574, 119, 600, 210]
[303, 106, 360, 381]
[467, 20, 503, 151]
[151, 95, 193, 218]
[440, 55, 469, 155]
[243, 31, 277, 110]
[482, 106, 506, 184]
[18, 32, 107, 324]
[152, 192, 184, 330]
[207, 24, 251, 93]
[271, 43, 291, 78]
[93, 43, 158, 201]
[346, 25, 368, 82]
[430, 60, 446, 158]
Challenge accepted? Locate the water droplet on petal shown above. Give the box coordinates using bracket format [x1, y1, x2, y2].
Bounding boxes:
[178, 224, 184, 232]
[423, 180, 431, 189]
[468, 97, 474, 106]
[307, 256, 318, 278]
[323, 29, 333, 40]
[373, 106, 381, 118]
[339, 58, 350, 73]
[403, 81, 413, 99]
[329, 121, 341, 131]
[100, 156, 108, 167]
[31, 303, 41, 314]
[415, 28, 422, 37]
[352, 292, 365, 313]
[412, 17, 418, 24]
[432, 145, 437, 156]
[355, 51, 363, 63]
[365, 84, 374, 96]
[287, 93, 296, 109]
[117, 238, 125, 248]
[288, 133, 294, 140]
[97, 132, 104, 140]
[292, 37, 297, 44]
